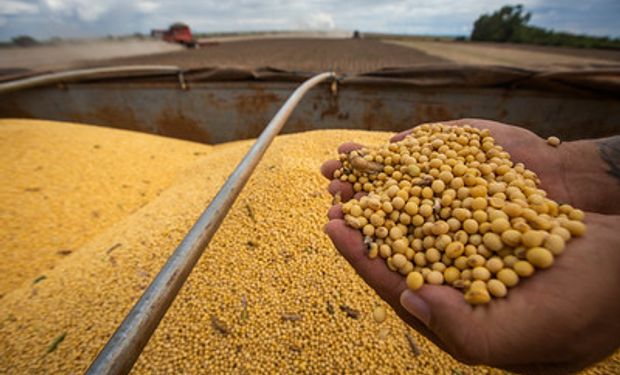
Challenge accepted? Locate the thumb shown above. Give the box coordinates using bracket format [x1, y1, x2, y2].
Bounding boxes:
[400, 286, 488, 364]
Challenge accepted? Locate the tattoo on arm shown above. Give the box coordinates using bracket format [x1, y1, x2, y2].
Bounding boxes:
[598, 136, 620, 182]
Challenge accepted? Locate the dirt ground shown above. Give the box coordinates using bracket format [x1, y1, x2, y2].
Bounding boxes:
[473, 41, 620, 62]
[89, 38, 448, 73]
[3, 37, 620, 77]
[88, 37, 620, 73]
[385, 39, 620, 68]
[0, 38, 183, 73]
[197, 30, 353, 44]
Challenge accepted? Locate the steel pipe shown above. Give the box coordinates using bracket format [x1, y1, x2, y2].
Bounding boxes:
[85, 71, 336, 375]
[0, 65, 182, 94]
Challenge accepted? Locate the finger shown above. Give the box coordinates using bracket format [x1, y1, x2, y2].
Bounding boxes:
[442, 118, 544, 145]
[390, 118, 540, 144]
[353, 192, 367, 200]
[441, 119, 567, 201]
[324, 220, 398, 295]
[390, 119, 499, 143]
[320, 159, 341, 180]
[400, 286, 489, 365]
[324, 219, 446, 349]
[327, 204, 344, 220]
[338, 142, 363, 154]
[327, 180, 354, 201]
[390, 119, 565, 201]
[390, 128, 415, 143]
[441, 118, 498, 129]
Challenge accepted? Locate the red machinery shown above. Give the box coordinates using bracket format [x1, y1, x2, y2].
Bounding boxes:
[151, 23, 196, 48]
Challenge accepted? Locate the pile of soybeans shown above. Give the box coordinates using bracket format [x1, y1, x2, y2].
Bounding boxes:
[0, 119, 211, 296]
[0, 119, 617, 374]
[336, 123, 585, 304]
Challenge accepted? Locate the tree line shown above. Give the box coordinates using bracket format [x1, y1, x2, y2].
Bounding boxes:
[471, 5, 620, 50]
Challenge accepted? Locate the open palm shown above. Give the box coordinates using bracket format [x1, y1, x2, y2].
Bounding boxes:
[321, 119, 620, 374]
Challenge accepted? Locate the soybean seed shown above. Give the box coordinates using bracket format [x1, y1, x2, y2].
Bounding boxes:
[406, 271, 424, 290]
[513, 260, 535, 277]
[487, 279, 507, 298]
[526, 247, 554, 269]
[546, 136, 561, 147]
[497, 268, 519, 287]
[372, 306, 387, 324]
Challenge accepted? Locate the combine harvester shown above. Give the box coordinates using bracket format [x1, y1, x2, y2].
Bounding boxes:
[151, 23, 197, 48]
[0, 54, 619, 374]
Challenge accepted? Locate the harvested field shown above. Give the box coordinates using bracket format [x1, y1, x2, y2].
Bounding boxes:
[84, 37, 620, 74]
[385, 39, 620, 68]
[471, 41, 620, 62]
[90, 38, 449, 73]
[0, 39, 183, 75]
[4, 37, 620, 76]
[196, 30, 353, 43]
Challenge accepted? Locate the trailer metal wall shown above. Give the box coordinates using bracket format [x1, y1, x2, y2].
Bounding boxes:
[1, 82, 618, 143]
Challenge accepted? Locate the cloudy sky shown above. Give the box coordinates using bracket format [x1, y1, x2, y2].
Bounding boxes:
[0, 0, 619, 41]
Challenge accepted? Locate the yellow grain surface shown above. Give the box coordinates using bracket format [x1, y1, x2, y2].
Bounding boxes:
[0, 119, 211, 296]
[0, 123, 617, 374]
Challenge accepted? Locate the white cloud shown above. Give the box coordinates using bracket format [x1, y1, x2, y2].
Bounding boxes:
[235, 17, 287, 26]
[42, 0, 66, 12]
[75, 2, 107, 21]
[0, 0, 38, 15]
[41, 0, 110, 21]
[135, 0, 159, 13]
[300, 12, 335, 30]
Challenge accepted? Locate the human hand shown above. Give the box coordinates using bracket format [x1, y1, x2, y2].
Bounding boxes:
[321, 119, 620, 374]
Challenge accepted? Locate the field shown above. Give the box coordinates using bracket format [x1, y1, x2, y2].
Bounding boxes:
[385, 39, 620, 68]
[91, 37, 620, 72]
[90, 38, 448, 73]
[4, 36, 619, 77]
[0, 38, 182, 74]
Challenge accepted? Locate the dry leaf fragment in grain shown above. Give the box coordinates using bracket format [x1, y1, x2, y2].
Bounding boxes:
[211, 315, 230, 335]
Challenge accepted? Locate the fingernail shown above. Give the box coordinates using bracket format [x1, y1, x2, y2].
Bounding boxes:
[400, 290, 431, 327]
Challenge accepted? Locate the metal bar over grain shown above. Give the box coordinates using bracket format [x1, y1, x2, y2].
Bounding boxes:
[86, 71, 336, 375]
